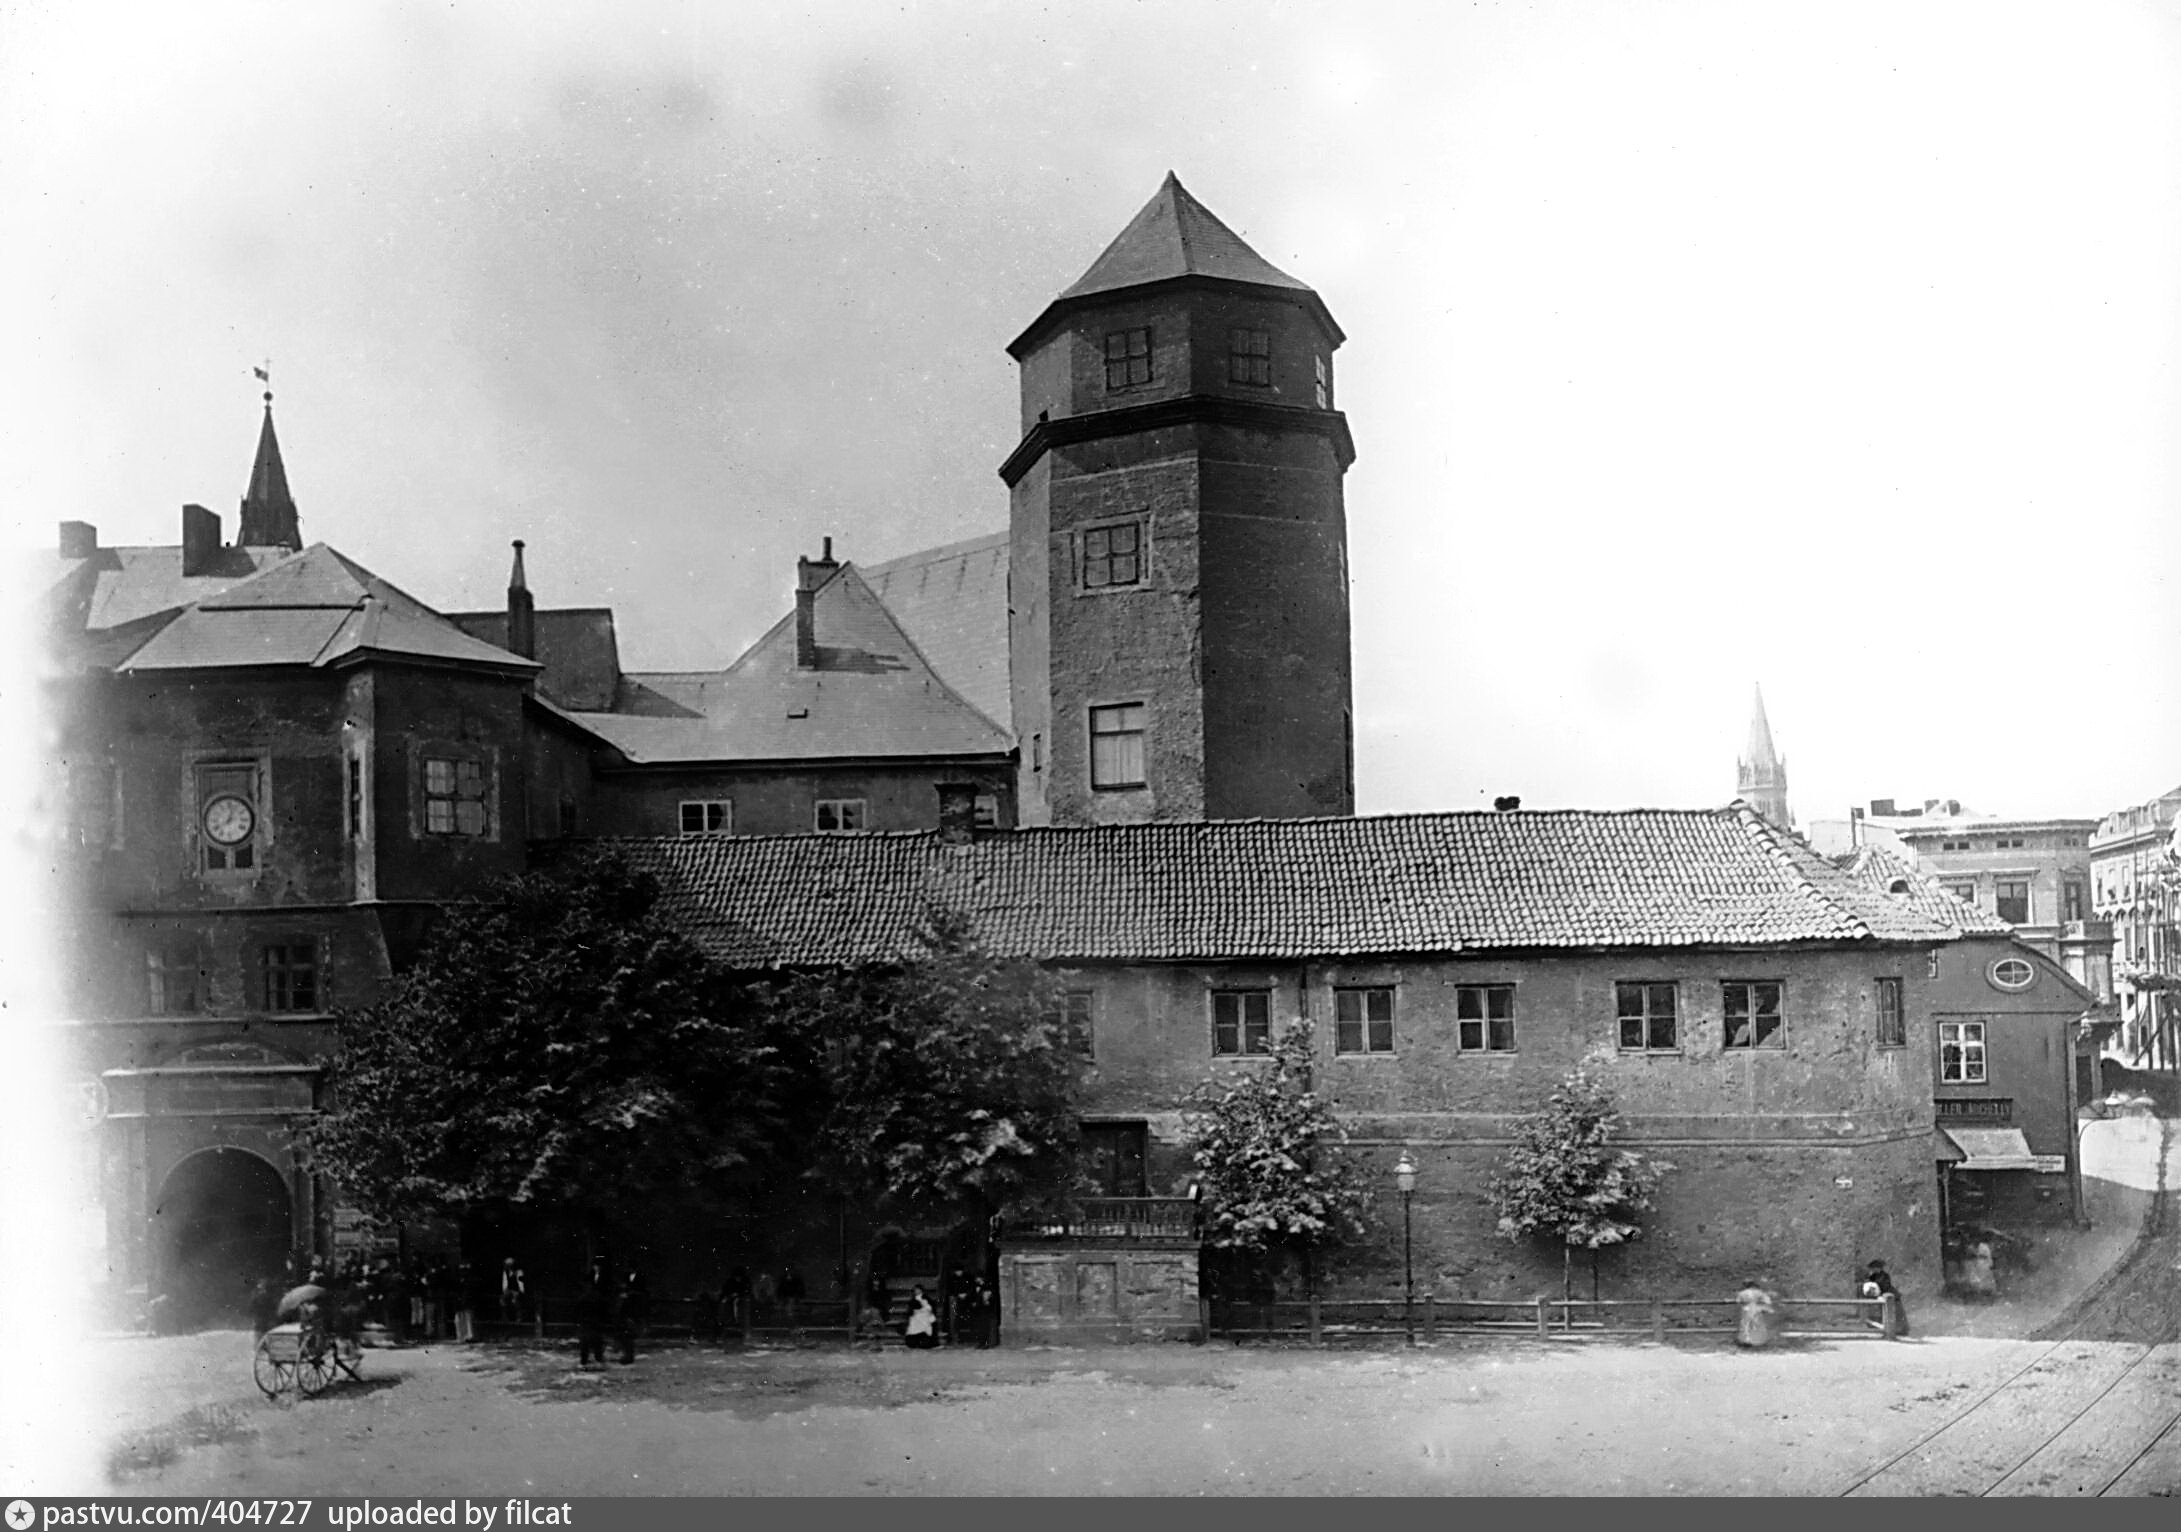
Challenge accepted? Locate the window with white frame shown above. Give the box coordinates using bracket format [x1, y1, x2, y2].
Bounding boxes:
[1940, 1020, 1986, 1083]
[1334, 986, 1395, 1054]
[1616, 981, 1678, 1051]
[1995, 880, 2030, 924]
[1722, 980, 1786, 1050]
[974, 793, 1000, 830]
[146, 945, 202, 1016]
[260, 941, 319, 1013]
[679, 800, 731, 836]
[1211, 989, 1272, 1056]
[1089, 703, 1147, 789]
[1456, 984, 1516, 1052]
[423, 755, 488, 836]
[1081, 520, 1145, 590]
[814, 798, 866, 833]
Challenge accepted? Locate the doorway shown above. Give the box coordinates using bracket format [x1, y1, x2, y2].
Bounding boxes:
[152, 1148, 292, 1329]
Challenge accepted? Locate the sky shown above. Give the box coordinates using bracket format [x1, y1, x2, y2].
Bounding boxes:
[5, 0, 2181, 828]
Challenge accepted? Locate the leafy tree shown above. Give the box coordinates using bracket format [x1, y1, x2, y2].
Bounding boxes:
[757, 907, 1086, 1217]
[1182, 1020, 1372, 1294]
[1490, 1068, 1671, 1301]
[302, 849, 785, 1224]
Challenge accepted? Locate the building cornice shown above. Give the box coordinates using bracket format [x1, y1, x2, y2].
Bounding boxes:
[999, 395, 1354, 487]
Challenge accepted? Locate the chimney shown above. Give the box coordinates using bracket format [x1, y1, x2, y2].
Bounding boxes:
[58, 521, 97, 558]
[795, 536, 839, 670]
[1493, 795, 1521, 811]
[181, 504, 221, 577]
[506, 539, 536, 660]
[1869, 799, 1895, 818]
[936, 782, 979, 845]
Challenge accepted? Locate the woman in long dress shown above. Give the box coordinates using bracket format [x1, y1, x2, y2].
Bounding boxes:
[904, 1285, 939, 1350]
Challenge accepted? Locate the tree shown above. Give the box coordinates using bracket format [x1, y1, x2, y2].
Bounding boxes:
[1181, 1020, 1372, 1295]
[1489, 1069, 1671, 1301]
[757, 907, 1085, 1218]
[303, 849, 786, 1225]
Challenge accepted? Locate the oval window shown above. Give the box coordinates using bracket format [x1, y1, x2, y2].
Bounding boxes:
[1988, 957, 2035, 992]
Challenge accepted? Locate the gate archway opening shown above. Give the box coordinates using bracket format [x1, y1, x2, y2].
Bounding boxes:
[152, 1148, 292, 1330]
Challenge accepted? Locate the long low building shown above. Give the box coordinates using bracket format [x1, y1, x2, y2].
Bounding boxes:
[607, 798, 1983, 1304]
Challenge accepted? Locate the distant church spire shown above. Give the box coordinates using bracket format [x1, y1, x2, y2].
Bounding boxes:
[238, 375, 302, 550]
[1737, 684, 1792, 827]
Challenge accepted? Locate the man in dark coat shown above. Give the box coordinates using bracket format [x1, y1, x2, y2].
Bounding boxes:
[575, 1279, 611, 1367]
[616, 1271, 649, 1364]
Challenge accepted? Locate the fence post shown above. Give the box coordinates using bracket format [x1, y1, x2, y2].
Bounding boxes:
[1882, 1292, 1900, 1340]
[1424, 1296, 1437, 1342]
[1650, 1301, 1664, 1344]
[1199, 1295, 1212, 1343]
[740, 1294, 752, 1345]
[1308, 1296, 1322, 1346]
[1535, 1295, 1549, 1338]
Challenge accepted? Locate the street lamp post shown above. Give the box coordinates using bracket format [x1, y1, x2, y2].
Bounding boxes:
[1393, 1151, 1417, 1346]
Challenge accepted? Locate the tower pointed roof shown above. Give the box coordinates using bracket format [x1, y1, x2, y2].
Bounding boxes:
[1010, 173, 1342, 355]
[238, 396, 301, 550]
[1736, 684, 1793, 828]
[1743, 685, 1780, 773]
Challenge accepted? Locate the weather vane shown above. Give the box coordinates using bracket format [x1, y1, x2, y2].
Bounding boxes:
[254, 359, 272, 406]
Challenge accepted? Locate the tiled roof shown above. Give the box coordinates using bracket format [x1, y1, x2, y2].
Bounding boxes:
[566, 564, 1010, 765]
[448, 607, 622, 710]
[1056, 173, 1311, 305]
[1830, 845, 2014, 935]
[111, 544, 536, 674]
[596, 805, 1968, 969]
[862, 532, 1011, 733]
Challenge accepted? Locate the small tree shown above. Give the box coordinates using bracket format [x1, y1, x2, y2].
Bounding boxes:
[760, 907, 1085, 1219]
[1182, 1020, 1372, 1296]
[1490, 1068, 1670, 1301]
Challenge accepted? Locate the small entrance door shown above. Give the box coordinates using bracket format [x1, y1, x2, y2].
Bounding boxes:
[1080, 1122, 1148, 1197]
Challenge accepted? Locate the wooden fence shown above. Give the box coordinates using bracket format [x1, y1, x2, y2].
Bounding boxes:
[1205, 1294, 1900, 1344]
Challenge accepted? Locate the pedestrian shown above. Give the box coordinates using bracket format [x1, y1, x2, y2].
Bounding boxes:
[903, 1284, 939, 1350]
[973, 1272, 999, 1349]
[1864, 1259, 1909, 1335]
[1734, 1278, 1779, 1349]
[724, 1265, 751, 1335]
[576, 1278, 610, 1367]
[862, 1265, 891, 1328]
[778, 1266, 806, 1332]
[499, 1258, 526, 1325]
[249, 1275, 280, 1339]
[616, 1271, 649, 1364]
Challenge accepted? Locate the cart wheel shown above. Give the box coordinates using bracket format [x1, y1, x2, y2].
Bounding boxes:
[295, 1346, 335, 1396]
[253, 1340, 293, 1400]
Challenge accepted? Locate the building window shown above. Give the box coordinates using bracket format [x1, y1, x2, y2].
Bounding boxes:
[1080, 1121, 1147, 1197]
[1940, 839, 1972, 852]
[2064, 881, 2085, 922]
[423, 756, 487, 836]
[679, 800, 731, 836]
[1995, 880, 2030, 924]
[1940, 1020, 1987, 1084]
[260, 942, 319, 1013]
[68, 760, 120, 851]
[1089, 703, 1147, 789]
[1081, 521, 1145, 590]
[814, 798, 866, 833]
[974, 793, 1001, 830]
[1723, 981, 1786, 1050]
[1456, 984, 1516, 1052]
[1212, 989, 1272, 1056]
[1941, 881, 1976, 905]
[1334, 987, 1395, 1054]
[557, 797, 578, 836]
[1051, 989, 1096, 1060]
[146, 947, 201, 1016]
[1104, 327, 1152, 389]
[1228, 328, 1271, 386]
[1988, 956, 2035, 992]
[196, 761, 259, 872]
[1994, 836, 2025, 850]
[345, 751, 363, 841]
[1616, 982, 1678, 1051]
[1876, 978, 1905, 1048]
[1313, 353, 1330, 408]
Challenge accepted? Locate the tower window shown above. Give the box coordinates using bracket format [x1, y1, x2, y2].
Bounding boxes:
[1876, 977, 1905, 1048]
[1228, 328, 1271, 386]
[1088, 703, 1147, 789]
[423, 755, 488, 836]
[260, 942, 320, 1013]
[1314, 352, 1330, 408]
[1104, 328, 1152, 390]
[196, 761, 260, 872]
[147, 945, 203, 1016]
[1081, 520, 1144, 589]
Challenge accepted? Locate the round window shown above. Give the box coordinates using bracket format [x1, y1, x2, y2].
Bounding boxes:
[1988, 957, 2035, 992]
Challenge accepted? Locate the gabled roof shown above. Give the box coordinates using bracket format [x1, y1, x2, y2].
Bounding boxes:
[112, 544, 536, 674]
[594, 805, 1968, 969]
[862, 532, 1011, 733]
[567, 563, 1010, 766]
[447, 607, 622, 710]
[1832, 845, 2014, 936]
[46, 543, 291, 633]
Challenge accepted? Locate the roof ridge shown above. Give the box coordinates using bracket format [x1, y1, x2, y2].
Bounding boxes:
[1727, 801, 1873, 939]
[831, 563, 1013, 740]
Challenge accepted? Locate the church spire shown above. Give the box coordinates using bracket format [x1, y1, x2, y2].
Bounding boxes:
[1736, 684, 1793, 828]
[238, 381, 301, 550]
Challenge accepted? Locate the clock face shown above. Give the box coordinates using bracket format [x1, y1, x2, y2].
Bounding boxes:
[203, 794, 256, 846]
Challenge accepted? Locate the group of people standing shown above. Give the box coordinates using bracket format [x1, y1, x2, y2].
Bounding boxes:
[575, 1268, 650, 1366]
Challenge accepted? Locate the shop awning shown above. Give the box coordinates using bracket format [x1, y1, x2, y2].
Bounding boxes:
[1937, 1126, 2066, 1173]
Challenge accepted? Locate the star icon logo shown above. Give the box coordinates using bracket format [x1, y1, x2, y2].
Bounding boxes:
[6, 1499, 35, 1531]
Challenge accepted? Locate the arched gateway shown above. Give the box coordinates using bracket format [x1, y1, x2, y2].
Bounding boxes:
[151, 1147, 292, 1328]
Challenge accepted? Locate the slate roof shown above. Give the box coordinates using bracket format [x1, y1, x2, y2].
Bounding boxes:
[1056, 173, 1311, 304]
[110, 544, 536, 674]
[1831, 845, 2014, 936]
[862, 532, 1011, 733]
[566, 563, 1010, 765]
[595, 805, 1969, 969]
[46, 543, 292, 633]
[447, 607, 623, 710]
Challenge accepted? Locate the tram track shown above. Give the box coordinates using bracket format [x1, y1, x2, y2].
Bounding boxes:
[1835, 1113, 2176, 1498]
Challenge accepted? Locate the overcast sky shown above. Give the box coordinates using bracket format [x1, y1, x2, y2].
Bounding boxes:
[7, 0, 2180, 825]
